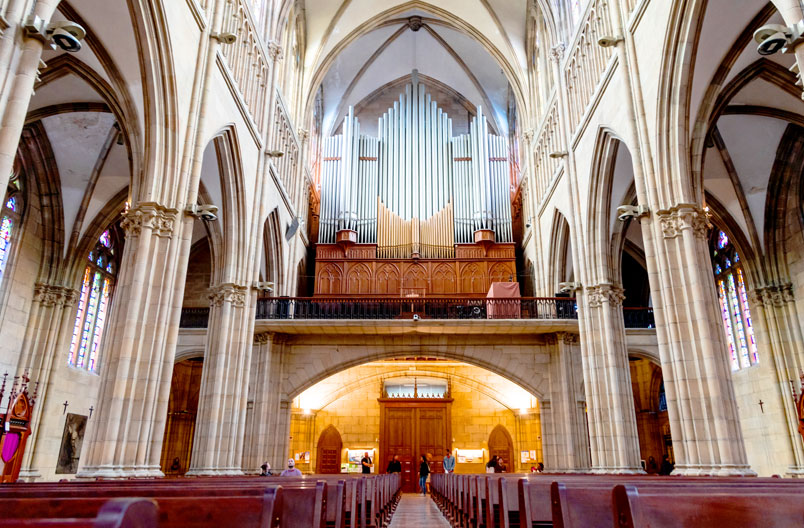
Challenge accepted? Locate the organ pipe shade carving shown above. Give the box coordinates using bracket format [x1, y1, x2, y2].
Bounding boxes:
[319, 73, 513, 259]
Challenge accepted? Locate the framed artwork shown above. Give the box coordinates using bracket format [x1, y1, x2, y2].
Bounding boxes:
[56, 414, 87, 474]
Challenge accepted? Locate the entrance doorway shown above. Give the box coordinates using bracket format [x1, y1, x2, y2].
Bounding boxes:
[316, 425, 343, 473]
[379, 399, 452, 492]
[488, 425, 514, 472]
[160, 358, 203, 476]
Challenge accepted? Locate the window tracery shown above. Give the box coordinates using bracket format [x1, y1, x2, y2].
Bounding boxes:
[68, 226, 120, 373]
[0, 173, 23, 285]
[709, 229, 758, 370]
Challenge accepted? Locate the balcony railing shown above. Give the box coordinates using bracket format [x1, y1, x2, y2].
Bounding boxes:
[253, 297, 578, 321]
[623, 307, 655, 329]
[180, 307, 210, 328]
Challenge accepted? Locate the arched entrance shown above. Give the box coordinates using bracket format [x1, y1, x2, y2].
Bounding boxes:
[160, 358, 203, 476]
[488, 425, 514, 472]
[316, 425, 342, 474]
[629, 356, 672, 473]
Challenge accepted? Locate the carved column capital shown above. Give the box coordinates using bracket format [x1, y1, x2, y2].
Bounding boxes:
[655, 203, 710, 240]
[33, 283, 78, 307]
[254, 332, 273, 345]
[121, 202, 179, 239]
[754, 282, 795, 308]
[585, 283, 625, 308]
[267, 41, 284, 62]
[558, 332, 580, 345]
[208, 283, 249, 308]
[549, 43, 566, 63]
[522, 129, 534, 143]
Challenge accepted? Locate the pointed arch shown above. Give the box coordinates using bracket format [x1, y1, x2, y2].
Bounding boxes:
[316, 425, 343, 474]
[547, 209, 572, 290]
[317, 263, 342, 295]
[263, 208, 285, 291]
[488, 424, 514, 471]
[432, 263, 456, 294]
[346, 263, 372, 294]
[375, 263, 400, 295]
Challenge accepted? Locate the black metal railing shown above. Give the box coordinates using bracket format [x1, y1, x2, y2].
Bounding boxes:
[179, 307, 210, 328]
[623, 307, 655, 329]
[253, 297, 578, 321]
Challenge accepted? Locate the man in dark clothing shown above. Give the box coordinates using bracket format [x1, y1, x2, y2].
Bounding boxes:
[386, 455, 402, 473]
[419, 454, 430, 495]
[361, 452, 373, 474]
[659, 454, 674, 476]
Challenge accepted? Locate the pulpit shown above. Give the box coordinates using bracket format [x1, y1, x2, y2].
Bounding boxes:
[486, 282, 521, 319]
[0, 372, 37, 483]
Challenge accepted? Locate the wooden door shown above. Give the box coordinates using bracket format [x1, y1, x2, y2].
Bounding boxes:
[160, 358, 203, 476]
[488, 425, 514, 472]
[380, 400, 451, 493]
[316, 425, 342, 474]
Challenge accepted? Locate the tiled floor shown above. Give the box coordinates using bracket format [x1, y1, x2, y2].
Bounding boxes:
[388, 493, 451, 527]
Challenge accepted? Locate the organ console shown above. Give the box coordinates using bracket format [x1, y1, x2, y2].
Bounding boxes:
[314, 71, 517, 297]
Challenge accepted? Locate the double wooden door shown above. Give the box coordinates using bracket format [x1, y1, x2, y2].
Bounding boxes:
[379, 399, 451, 493]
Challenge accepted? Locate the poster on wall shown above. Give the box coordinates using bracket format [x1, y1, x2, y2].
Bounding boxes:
[346, 449, 375, 473]
[456, 449, 484, 463]
[294, 451, 311, 463]
[55, 414, 87, 474]
[521, 451, 530, 464]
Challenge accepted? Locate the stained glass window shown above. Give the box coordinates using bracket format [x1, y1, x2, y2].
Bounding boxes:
[0, 173, 23, 286]
[68, 225, 120, 373]
[710, 229, 758, 371]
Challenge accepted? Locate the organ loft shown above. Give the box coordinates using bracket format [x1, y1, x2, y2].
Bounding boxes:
[313, 72, 517, 298]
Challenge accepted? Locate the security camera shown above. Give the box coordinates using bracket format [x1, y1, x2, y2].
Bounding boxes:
[266, 150, 284, 158]
[597, 35, 623, 48]
[254, 281, 274, 293]
[413, 314, 420, 321]
[212, 32, 237, 45]
[616, 204, 649, 222]
[186, 204, 219, 221]
[24, 18, 86, 52]
[558, 282, 580, 293]
[753, 22, 804, 56]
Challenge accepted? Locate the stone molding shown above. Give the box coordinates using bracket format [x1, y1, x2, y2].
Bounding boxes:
[585, 283, 625, 308]
[267, 41, 283, 62]
[121, 202, 178, 239]
[750, 283, 795, 308]
[254, 332, 273, 345]
[549, 43, 566, 63]
[33, 283, 78, 307]
[655, 203, 710, 240]
[557, 332, 580, 345]
[208, 283, 249, 308]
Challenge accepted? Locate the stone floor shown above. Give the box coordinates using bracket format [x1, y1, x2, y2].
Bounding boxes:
[388, 493, 451, 527]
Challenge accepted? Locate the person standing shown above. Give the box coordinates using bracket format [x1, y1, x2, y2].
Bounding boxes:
[443, 450, 455, 473]
[280, 459, 302, 477]
[361, 452, 373, 474]
[386, 454, 402, 473]
[419, 454, 430, 495]
[659, 454, 674, 476]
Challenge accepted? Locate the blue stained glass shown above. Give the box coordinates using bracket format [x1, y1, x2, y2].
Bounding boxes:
[99, 230, 111, 248]
[106, 263, 113, 273]
[88, 278, 110, 372]
[736, 269, 759, 364]
[0, 216, 13, 283]
[734, 253, 739, 262]
[727, 274, 750, 368]
[96, 256, 104, 267]
[715, 265, 722, 275]
[725, 259, 731, 269]
[718, 231, 729, 249]
[5, 196, 16, 211]
[68, 268, 91, 366]
[718, 280, 738, 370]
[77, 272, 102, 369]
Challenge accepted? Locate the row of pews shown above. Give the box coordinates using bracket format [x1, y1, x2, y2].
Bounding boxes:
[0, 473, 400, 527]
[430, 472, 804, 527]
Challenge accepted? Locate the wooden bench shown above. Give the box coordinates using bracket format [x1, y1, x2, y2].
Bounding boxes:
[0, 498, 158, 528]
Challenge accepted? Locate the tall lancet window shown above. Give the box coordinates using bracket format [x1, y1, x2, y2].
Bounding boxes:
[68, 226, 120, 372]
[709, 229, 758, 371]
[0, 173, 23, 285]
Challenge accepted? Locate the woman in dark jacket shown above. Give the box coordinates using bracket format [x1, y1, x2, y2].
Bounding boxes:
[419, 454, 430, 495]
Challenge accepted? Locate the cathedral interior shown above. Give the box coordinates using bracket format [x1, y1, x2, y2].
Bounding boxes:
[0, 1, 803, 518]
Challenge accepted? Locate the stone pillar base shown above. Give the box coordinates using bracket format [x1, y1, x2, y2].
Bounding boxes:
[672, 464, 757, 477]
[17, 469, 42, 482]
[590, 467, 646, 475]
[76, 465, 165, 479]
[785, 466, 804, 478]
[184, 468, 245, 477]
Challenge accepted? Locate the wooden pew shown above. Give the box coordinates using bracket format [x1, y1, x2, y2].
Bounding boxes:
[0, 498, 158, 528]
[612, 482, 804, 528]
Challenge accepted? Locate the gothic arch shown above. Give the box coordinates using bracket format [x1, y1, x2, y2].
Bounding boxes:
[403, 263, 428, 294]
[375, 263, 400, 295]
[316, 425, 342, 474]
[488, 424, 514, 469]
[317, 263, 343, 295]
[459, 262, 485, 294]
[346, 263, 372, 294]
[432, 263, 456, 294]
[264, 209, 285, 291]
[547, 209, 573, 291]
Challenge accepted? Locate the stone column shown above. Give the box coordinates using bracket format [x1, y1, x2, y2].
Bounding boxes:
[750, 283, 804, 475]
[648, 204, 753, 475]
[244, 332, 289, 471]
[16, 283, 77, 480]
[543, 333, 591, 471]
[579, 283, 643, 473]
[77, 203, 184, 478]
[186, 283, 253, 476]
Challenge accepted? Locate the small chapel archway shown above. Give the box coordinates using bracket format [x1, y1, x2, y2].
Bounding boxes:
[629, 355, 671, 473]
[160, 357, 203, 476]
[488, 424, 515, 472]
[316, 425, 343, 474]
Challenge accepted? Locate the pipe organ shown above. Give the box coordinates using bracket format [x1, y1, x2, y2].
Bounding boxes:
[315, 73, 517, 297]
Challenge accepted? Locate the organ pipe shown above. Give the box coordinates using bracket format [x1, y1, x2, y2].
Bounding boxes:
[318, 72, 513, 253]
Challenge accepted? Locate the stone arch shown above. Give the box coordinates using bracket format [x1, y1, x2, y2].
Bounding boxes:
[488, 424, 514, 470]
[264, 209, 285, 291]
[547, 209, 573, 291]
[283, 345, 550, 404]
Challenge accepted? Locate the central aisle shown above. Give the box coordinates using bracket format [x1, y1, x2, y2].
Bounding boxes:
[388, 493, 451, 527]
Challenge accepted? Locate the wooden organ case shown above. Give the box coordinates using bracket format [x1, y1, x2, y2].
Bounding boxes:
[315, 72, 517, 297]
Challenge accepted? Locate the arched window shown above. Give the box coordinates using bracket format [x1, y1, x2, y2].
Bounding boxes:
[68, 226, 120, 372]
[0, 173, 24, 285]
[709, 229, 758, 371]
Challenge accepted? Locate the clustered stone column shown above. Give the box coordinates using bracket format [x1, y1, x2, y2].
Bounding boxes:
[578, 283, 643, 473]
[543, 333, 591, 471]
[187, 283, 253, 476]
[647, 204, 753, 475]
[77, 203, 183, 478]
[243, 332, 290, 472]
[17, 284, 77, 480]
